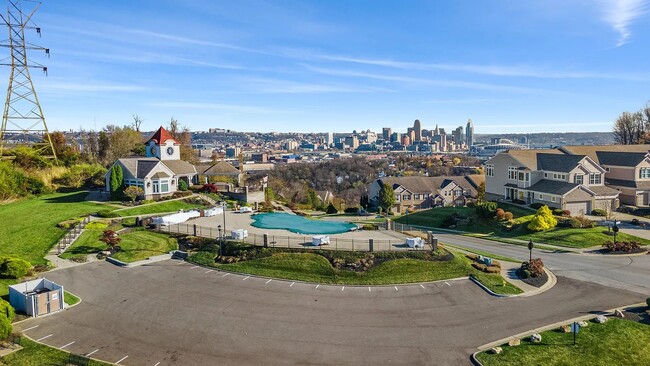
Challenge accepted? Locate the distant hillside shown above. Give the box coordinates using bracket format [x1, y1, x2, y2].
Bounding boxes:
[475, 132, 615, 147]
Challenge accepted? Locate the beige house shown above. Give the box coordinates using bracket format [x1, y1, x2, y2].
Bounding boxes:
[559, 145, 650, 207]
[485, 148, 620, 214]
[369, 175, 484, 213]
[105, 126, 197, 200]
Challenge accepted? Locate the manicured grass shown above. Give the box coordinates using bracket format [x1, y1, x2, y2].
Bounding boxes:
[59, 228, 110, 261]
[477, 318, 650, 366]
[443, 243, 520, 263]
[110, 230, 177, 263]
[0, 191, 107, 265]
[0, 278, 16, 298]
[189, 250, 521, 293]
[64, 291, 80, 306]
[0, 337, 111, 366]
[398, 206, 650, 248]
[112, 200, 207, 217]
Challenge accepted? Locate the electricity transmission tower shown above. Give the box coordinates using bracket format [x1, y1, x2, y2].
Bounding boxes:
[0, 0, 55, 160]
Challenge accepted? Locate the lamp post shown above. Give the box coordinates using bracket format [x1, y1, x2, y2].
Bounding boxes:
[612, 221, 619, 245]
[217, 225, 222, 257]
[221, 202, 227, 255]
[528, 239, 534, 262]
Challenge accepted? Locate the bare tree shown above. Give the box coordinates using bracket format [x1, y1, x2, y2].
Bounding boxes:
[132, 114, 143, 132]
[613, 111, 644, 144]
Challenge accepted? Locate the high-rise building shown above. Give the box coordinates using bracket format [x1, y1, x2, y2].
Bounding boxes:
[344, 135, 359, 149]
[432, 134, 446, 151]
[401, 135, 411, 146]
[413, 119, 422, 141]
[365, 131, 377, 144]
[466, 119, 474, 147]
[453, 126, 464, 145]
[325, 132, 334, 146]
[382, 127, 392, 141]
[390, 132, 401, 143]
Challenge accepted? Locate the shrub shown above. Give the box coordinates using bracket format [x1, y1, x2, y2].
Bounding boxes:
[0, 257, 31, 279]
[178, 180, 189, 191]
[552, 208, 564, 216]
[475, 201, 498, 218]
[504, 212, 513, 221]
[85, 221, 108, 230]
[57, 218, 83, 229]
[56, 163, 106, 188]
[344, 207, 359, 214]
[520, 269, 531, 279]
[123, 185, 144, 202]
[528, 258, 544, 276]
[562, 209, 571, 216]
[559, 217, 582, 228]
[529, 202, 544, 209]
[362, 224, 378, 230]
[0, 315, 11, 341]
[646, 297, 650, 308]
[591, 209, 607, 216]
[495, 208, 506, 220]
[574, 215, 595, 228]
[172, 191, 193, 198]
[0, 299, 15, 322]
[602, 241, 641, 252]
[202, 183, 218, 193]
[528, 205, 557, 231]
[97, 209, 118, 218]
[326, 203, 338, 214]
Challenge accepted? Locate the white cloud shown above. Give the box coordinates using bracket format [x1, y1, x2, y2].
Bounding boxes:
[601, 0, 648, 46]
[41, 82, 148, 92]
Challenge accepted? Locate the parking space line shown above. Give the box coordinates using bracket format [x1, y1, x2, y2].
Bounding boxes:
[23, 325, 39, 332]
[86, 349, 99, 357]
[419, 284, 425, 289]
[290, 282, 295, 287]
[36, 334, 53, 342]
[222, 273, 230, 277]
[265, 279, 272, 284]
[59, 341, 75, 349]
[116, 355, 128, 364]
[189, 266, 199, 269]
[154, 362, 161, 366]
[176, 262, 185, 265]
[341, 286, 345, 292]
[243, 276, 250, 281]
[204, 270, 213, 274]
[394, 286, 399, 291]
[315, 284, 320, 289]
[368, 287, 371, 292]
[445, 282, 451, 287]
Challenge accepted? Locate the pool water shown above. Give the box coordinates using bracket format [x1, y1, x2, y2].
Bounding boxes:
[251, 212, 356, 234]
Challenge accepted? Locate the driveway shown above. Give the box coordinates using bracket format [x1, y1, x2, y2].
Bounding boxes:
[15, 260, 643, 365]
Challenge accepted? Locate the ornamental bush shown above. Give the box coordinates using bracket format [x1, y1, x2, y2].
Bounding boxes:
[178, 179, 189, 191]
[495, 208, 506, 220]
[0, 299, 15, 322]
[475, 201, 498, 218]
[504, 211, 514, 221]
[0, 315, 11, 341]
[527, 205, 557, 231]
[326, 203, 338, 214]
[591, 209, 607, 216]
[0, 257, 31, 279]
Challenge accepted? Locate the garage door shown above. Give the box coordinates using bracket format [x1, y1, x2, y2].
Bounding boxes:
[565, 201, 590, 215]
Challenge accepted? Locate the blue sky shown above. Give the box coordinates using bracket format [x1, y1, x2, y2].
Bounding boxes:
[6, 0, 650, 134]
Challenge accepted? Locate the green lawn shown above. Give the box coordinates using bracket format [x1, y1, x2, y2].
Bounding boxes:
[398, 206, 650, 248]
[112, 200, 207, 217]
[0, 337, 111, 366]
[0, 191, 107, 265]
[189, 250, 521, 293]
[64, 291, 80, 306]
[477, 318, 650, 366]
[443, 243, 520, 263]
[110, 230, 177, 263]
[59, 228, 111, 261]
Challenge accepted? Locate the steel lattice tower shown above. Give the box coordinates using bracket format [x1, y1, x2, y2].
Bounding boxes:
[0, 0, 54, 160]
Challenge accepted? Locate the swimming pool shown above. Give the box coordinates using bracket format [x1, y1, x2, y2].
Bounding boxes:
[251, 212, 356, 234]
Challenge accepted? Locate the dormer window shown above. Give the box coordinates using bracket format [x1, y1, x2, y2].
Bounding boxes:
[589, 173, 602, 185]
[640, 168, 650, 179]
[575, 175, 583, 185]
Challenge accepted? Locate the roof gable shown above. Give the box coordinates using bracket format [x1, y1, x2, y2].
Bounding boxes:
[537, 153, 587, 173]
[146, 126, 178, 145]
[596, 151, 649, 167]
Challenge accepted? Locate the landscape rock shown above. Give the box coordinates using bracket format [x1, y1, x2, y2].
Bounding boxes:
[508, 339, 520, 347]
[578, 321, 589, 327]
[490, 346, 502, 354]
[595, 315, 608, 323]
[531, 333, 542, 343]
[614, 309, 625, 318]
[100, 250, 111, 256]
[561, 325, 571, 333]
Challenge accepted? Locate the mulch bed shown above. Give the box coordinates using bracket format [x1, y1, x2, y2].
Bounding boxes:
[515, 267, 548, 288]
[597, 248, 648, 255]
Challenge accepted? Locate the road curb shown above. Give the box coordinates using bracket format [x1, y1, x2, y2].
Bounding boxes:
[475, 301, 647, 352]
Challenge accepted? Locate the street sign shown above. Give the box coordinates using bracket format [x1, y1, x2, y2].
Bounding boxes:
[571, 322, 580, 333]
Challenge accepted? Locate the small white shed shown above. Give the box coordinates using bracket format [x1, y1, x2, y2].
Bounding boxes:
[9, 278, 65, 317]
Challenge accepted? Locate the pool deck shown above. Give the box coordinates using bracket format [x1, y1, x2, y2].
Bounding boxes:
[170, 211, 413, 251]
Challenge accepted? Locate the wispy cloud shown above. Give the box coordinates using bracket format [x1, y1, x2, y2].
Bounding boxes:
[231, 77, 391, 94]
[41, 81, 148, 92]
[147, 102, 283, 114]
[303, 65, 544, 93]
[423, 98, 508, 104]
[601, 0, 648, 46]
[317, 55, 648, 80]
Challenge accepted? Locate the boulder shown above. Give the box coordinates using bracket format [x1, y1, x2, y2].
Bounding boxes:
[508, 339, 521, 347]
[578, 321, 589, 327]
[561, 325, 571, 333]
[614, 309, 625, 318]
[490, 346, 502, 354]
[531, 333, 542, 343]
[595, 315, 608, 323]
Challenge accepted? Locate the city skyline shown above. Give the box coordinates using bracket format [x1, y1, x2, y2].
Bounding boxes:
[5, 0, 649, 134]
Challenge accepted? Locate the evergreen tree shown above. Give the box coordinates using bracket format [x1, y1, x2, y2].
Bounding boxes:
[110, 164, 123, 200]
[378, 182, 396, 213]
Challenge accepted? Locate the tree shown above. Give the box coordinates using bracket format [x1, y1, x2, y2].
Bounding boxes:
[612, 102, 650, 145]
[178, 180, 188, 191]
[100, 229, 121, 252]
[168, 117, 197, 164]
[123, 186, 144, 202]
[477, 181, 486, 203]
[378, 182, 396, 213]
[110, 164, 123, 200]
[527, 205, 558, 231]
[132, 113, 143, 132]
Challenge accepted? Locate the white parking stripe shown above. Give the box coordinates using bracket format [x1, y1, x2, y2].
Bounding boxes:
[23, 325, 39, 332]
[419, 284, 425, 289]
[176, 262, 185, 265]
[154, 362, 161, 366]
[243, 276, 250, 281]
[315, 284, 320, 289]
[204, 270, 213, 274]
[290, 282, 295, 287]
[59, 341, 75, 349]
[189, 266, 199, 269]
[394, 286, 399, 291]
[341, 286, 345, 292]
[265, 279, 272, 284]
[368, 287, 371, 292]
[36, 334, 53, 342]
[116, 355, 129, 364]
[445, 282, 451, 287]
[222, 273, 230, 277]
[86, 349, 99, 357]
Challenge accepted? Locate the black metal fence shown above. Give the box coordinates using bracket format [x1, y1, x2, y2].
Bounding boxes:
[156, 222, 437, 252]
[57, 216, 91, 254]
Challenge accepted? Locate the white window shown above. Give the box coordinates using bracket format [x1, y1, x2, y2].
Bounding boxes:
[508, 167, 517, 180]
[160, 180, 170, 193]
[455, 189, 463, 196]
[575, 175, 583, 184]
[640, 168, 650, 179]
[153, 181, 159, 193]
[403, 194, 411, 200]
[518, 172, 525, 181]
[414, 194, 421, 200]
[553, 173, 558, 179]
[589, 173, 602, 185]
[538, 194, 544, 200]
[544, 173, 548, 178]
[486, 164, 494, 177]
[551, 196, 556, 202]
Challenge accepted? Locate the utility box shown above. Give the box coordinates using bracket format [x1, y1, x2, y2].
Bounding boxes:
[9, 279, 65, 318]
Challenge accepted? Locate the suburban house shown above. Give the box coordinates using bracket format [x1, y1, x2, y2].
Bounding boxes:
[104, 126, 198, 200]
[196, 161, 243, 185]
[369, 175, 484, 213]
[558, 145, 650, 207]
[484, 148, 620, 214]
